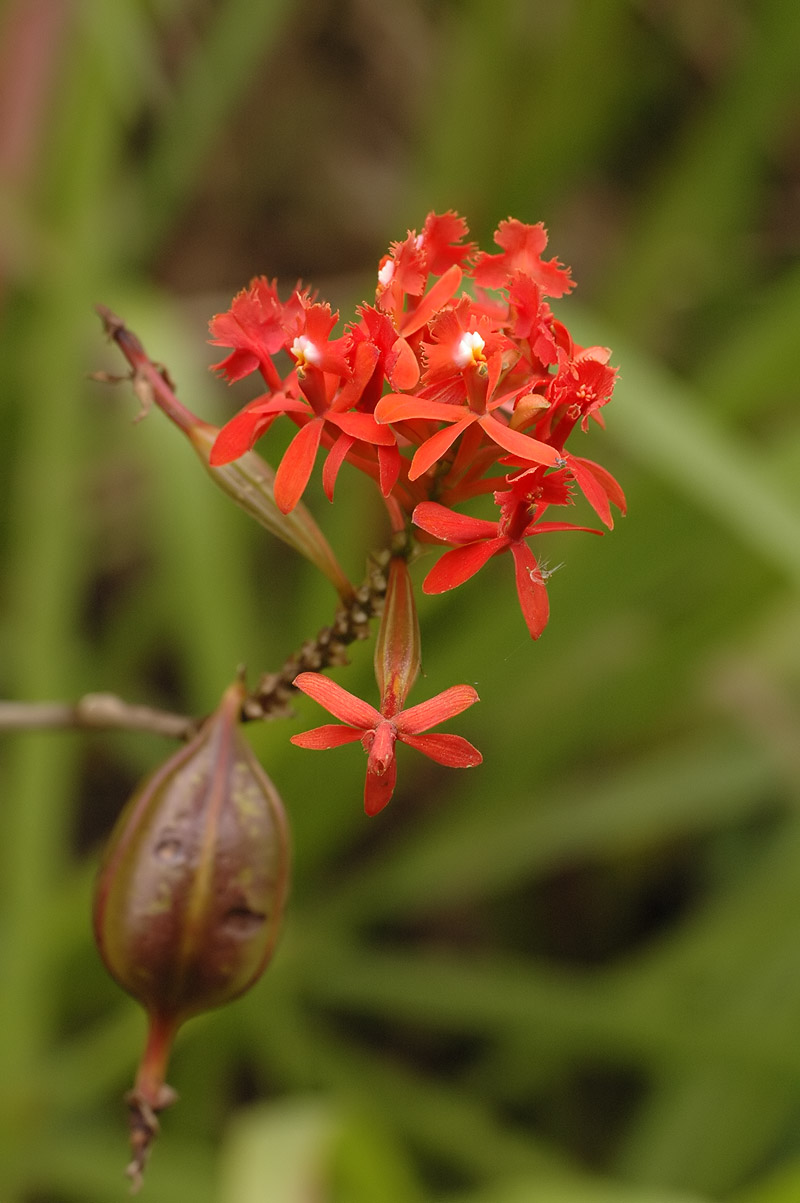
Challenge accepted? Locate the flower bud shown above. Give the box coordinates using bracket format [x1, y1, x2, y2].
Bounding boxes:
[92, 679, 289, 1188]
[374, 556, 421, 718]
[94, 306, 353, 602]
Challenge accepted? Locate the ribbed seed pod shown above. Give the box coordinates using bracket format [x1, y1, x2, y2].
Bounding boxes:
[92, 679, 289, 1189]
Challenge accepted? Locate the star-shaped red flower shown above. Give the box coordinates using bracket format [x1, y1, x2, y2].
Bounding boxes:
[290, 672, 482, 815]
[413, 494, 601, 639]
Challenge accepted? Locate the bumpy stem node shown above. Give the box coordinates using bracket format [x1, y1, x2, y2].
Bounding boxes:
[243, 552, 391, 720]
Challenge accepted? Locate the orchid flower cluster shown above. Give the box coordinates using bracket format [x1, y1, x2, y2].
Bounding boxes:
[206, 212, 625, 815]
[90, 214, 623, 1182]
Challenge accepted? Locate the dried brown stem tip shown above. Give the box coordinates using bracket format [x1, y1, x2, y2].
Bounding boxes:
[124, 1079, 178, 1194]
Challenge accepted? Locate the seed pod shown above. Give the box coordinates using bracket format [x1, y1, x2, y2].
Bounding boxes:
[92, 679, 290, 1189]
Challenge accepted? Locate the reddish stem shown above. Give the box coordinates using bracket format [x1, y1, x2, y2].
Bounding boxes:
[133, 1010, 179, 1111]
[96, 306, 203, 436]
[125, 1011, 180, 1192]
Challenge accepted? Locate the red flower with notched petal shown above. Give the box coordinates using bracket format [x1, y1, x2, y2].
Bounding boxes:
[209, 278, 306, 389]
[290, 672, 482, 815]
[210, 302, 400, 512]
[473, 219, 574, 298]
[418, 210, 477, 276]
[544, 348, 618, 442]
[375, 299, 562, 481]
[506, 272, 559, 367]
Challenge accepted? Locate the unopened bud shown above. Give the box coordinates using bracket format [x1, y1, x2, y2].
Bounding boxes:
[374, 557, 420, 718]
[92, 680, 289, 1189]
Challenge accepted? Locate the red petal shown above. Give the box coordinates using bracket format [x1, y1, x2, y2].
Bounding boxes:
[413, 501, 497, 544]
[421, 211, 476, 275]
[332, 340, 380, 410]
[293, 671, 380, 728]
[473, 220, 573, 297]
[210, 347, 260, 384]
[328, 410, 396, 445]
[569, 455, 627, 523]
[209, 408, 274, 465]
[479, 413, 560, 465]
[567, 456, 613, 527]
[209, 393, 308, 465]
[525, 521, 603, 536]
[400, 731, 482, 767]
[395, 684, 480, 734]
[422, 539, 506, 593]
[375, 394, 462, 424]
[510, 541, 549, 639]
[274, 420, 323, 513]
[409, 417, 474, 481]
[322, 432, 355, 502]
[290, 724, 364, 749]
[485, 350, 505, 402]
[388, 337, 421, 390]
[399, 264, 462, 337]
[364, 759, 397, 815]
[377, 443, 402, 497]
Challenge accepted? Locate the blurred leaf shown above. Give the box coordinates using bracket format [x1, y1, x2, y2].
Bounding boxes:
[140, 0, 295, 250]
[569, 310, 800, 585]
[312, 732, 775, 926]
[219, 1097, 424, 1203]
[34, 1124, 216, 1203]
[603, 0, 800, 336]
[454, 1175, 710, 1203]
[695, 261, 800, 421]
[329, 1110, 425, 1203]
[734, 1160, 800, 1203]
[219, 1099, 336, 1203]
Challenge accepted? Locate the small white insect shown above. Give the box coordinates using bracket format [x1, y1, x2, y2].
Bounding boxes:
[529, 560, 564, 585]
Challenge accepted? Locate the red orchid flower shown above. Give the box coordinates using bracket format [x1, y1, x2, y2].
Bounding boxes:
[472, 218, 574, 298]
[290, 672, 482, 816]
[542, 349, 618, 445]
[211, 307, 398, 512]
[375, 299, 562, 481]
[413, 496, 601, 639]
[208, 277, 307, 390]
[418, 210, 477, 275]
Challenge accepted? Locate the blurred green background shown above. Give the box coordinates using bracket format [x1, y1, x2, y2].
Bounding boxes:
[1, 1, 800, 1200]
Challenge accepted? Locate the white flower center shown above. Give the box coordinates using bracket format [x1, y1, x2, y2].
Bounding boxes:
[454, 330, 486, 368]
[378, 260, 395, 287]
[291, 335, 321, 367]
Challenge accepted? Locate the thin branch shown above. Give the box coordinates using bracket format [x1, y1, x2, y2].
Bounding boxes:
[0, 695, 197, 739]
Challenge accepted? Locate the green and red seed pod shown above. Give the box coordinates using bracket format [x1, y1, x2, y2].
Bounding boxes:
[92, 679, 290, 1190]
